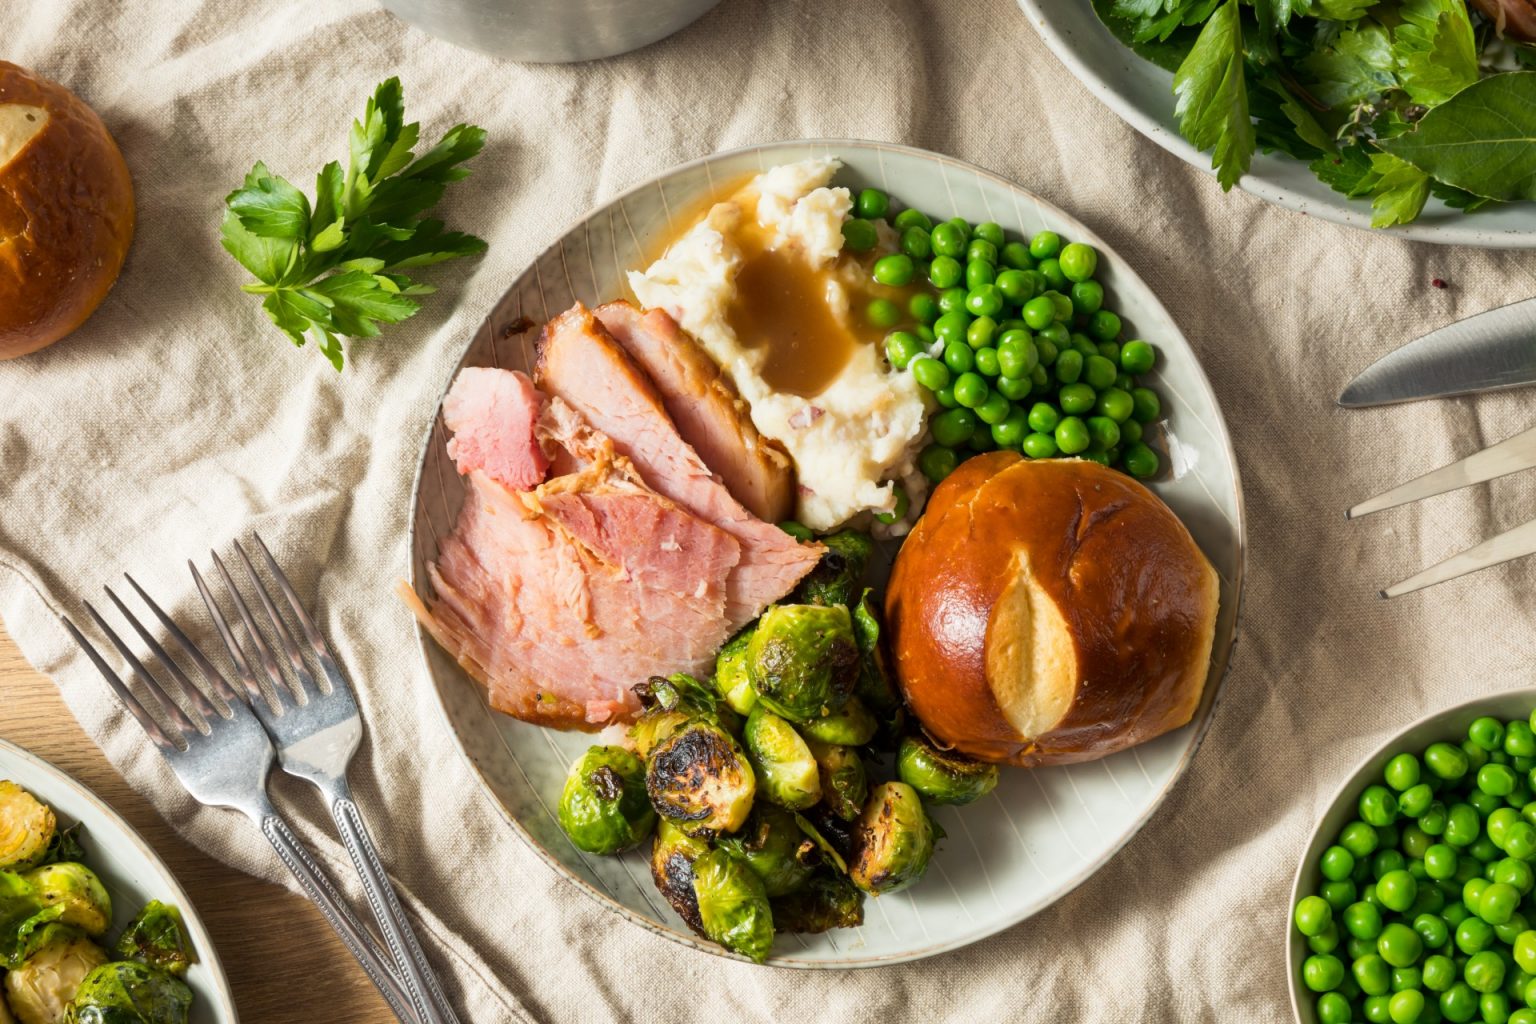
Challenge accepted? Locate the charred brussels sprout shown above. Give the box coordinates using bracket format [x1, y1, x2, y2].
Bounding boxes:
[631, 673, 736, 757]
[849, 782, 937, 897]
[113, 902, 196, 979]
[715, 805, 816, 898]
[0, 783, 55, 873]
[772, 872, 865, 934]
[742, 706, 820, 811]
[691, 849, 775, 963]
[21, 865, 110, 937]
[746, 605, 858, 723]
[629, 708, 690, 759]
[558, 747, 655, 855]
[791, 530, 874, 608]
[798, 697, 877, 747]
[650, 820, 711, 936]
[712, 629, 758, 717]
[806, 740, 868, 822]
[850, 591, 902, 727]
[4, 926, 108, 1024]
[67, 961, 192, 1024]
[792, 810, 850, 875]
[897, 735, 1000, 806]
[646, 722, 755, 837]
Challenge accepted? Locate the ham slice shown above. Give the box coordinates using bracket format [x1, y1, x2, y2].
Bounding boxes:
[595, 300, 795, 523]
[536, 304, 822, 624]
[442, 368, 549, 490]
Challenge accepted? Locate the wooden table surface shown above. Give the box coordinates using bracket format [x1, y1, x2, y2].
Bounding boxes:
[0, 621, 393, 1023]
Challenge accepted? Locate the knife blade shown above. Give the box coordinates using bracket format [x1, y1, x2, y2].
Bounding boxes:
[1338, 296, 1536, 408]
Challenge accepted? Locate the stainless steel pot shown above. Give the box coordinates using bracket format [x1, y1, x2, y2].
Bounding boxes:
[381, 0, 723, 63]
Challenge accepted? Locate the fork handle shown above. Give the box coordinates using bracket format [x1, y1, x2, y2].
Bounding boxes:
[328, 788, 461, 1024]
[256, 809, 422, 1024]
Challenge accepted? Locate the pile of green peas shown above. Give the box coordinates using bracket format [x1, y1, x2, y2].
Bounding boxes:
[1293, 712, 1536, 1024]
[840, 188, 1164, 485]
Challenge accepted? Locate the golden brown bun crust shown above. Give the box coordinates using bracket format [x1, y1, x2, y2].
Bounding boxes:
[0, 62, 135, 359]
[885, 456, 1219, 766]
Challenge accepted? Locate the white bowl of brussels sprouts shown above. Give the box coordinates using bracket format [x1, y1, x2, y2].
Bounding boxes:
[1288, 688, 1536, 1024]
[0, 738, 236, 1022]
[407, 138, 1246, 966]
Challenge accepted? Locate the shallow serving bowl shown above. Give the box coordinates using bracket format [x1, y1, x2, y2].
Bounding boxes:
[1016, 1, 1536, 248]
[405, 138, 1247, 966]
[0, 738, 237, 1021]
[1288, 687, 1536, 1023]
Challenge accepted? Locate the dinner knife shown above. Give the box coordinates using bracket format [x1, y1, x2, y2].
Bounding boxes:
[1338, 296, 1536, 408]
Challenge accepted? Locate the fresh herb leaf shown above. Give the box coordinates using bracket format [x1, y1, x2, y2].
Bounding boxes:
[1310, 144, 1378, 197]
[1298, 21, 1397, 108]
[1378, 72, 1536, 202]
[222, 78, 486, 370]
[1252, 76, 1334, 159]
[1431, 180, 1497, 213]
[1289, 0, 1374, 22]
[1394, 0, 1479, 106]
[1367, 152, 1431, 228]
[1172, 0, 1253, 190]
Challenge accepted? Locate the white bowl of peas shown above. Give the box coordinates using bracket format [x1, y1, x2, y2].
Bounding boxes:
[1290, 689, 1536, 1024]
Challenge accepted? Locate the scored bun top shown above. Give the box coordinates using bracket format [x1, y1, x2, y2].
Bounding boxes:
[0, 62, 135, 359]
[885, 454, 1219, 767]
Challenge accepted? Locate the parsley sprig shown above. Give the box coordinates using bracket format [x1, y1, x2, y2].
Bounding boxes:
[221, 78, 487, 370]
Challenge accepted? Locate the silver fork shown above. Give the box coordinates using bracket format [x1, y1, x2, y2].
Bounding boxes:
[60, 584, 420, 1023]
[195, 536, 459, 1024]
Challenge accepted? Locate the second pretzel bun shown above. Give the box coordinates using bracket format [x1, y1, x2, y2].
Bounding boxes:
[885, 454, 1219, 767]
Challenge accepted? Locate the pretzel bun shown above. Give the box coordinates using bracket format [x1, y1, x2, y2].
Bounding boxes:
[0, 62, 134, 360]
[885, 454, 1219, 767]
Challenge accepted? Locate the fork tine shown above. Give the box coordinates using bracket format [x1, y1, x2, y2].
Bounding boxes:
[210, 549, 296, 708]
[1382, 515, 1536, 598]
[80, 600, 199, 740]
[191, 560, 278, 714]
[59, 615, 179, 752]
[102, 584, 217, 731]
[1348, 422, 1536, 519]
[252, 532, 345, 695]
[234, 539, 317, 703]
[122, 572, 239, 713]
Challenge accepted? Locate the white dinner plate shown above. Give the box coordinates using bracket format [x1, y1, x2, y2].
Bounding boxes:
[405, 139, 1247, 966]
[1016, 1, 1536, 248]
[0, 738, 237, 1021]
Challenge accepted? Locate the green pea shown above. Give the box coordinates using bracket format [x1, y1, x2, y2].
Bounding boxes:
[1096, 341, 1121, 366]
[1379, 870, 1420, 912]
[1510, 723, 1536, 759]
[953, 372, 989, 409]
[884, 331, 922, 370]
[1469, 950, 1508, 994]
[997, 375, 1032, 401]
[1442, 981, 1479, 1022]
[1037, 257, 1066, 291]
[1473, 790, 1505, 819]
[1123, 443, 1159, 480]
[1089, 309, 1122, 341]
[991, 409, 1029, 448]
[1357, 954, 1395, 996]
[1086, 415, 1121, 450]
[1498, 912, 1530, 945]
[1363, 786, 1402, 827]
[1303, 952, 1347, 992]
[1402, 785, 1436, 819]
[1387, 754, 1424, 792]
[910, 356, 951, 392]
[1054, 349, 1084, 385]
[1446, 804, 1481, 847]
[908, 292, 940, 324]
[1029, 364, 1051, 394]
[966, 285, 1004, 318]
[866, 298, 901, 328]
[918, 444, 959, 483]
[933, 310, 970, 347]
[1444, 899, 1472, 927]
[1417, 912, 1452, 948]
[1055, 416, 1089, 455]
[1035, 338, 1059, 367]
[1341, 821, 1383, 859]
[1082, 354, 1117, 391]
[1022, 432, 1058, 459]
[1425, 954, 1459, 992]
[1088, 387, 1131, 423]
[1384, 921, 1428, 968]
[975, 393, 1011, 426]
[971, 221, 1003, 247]
[943, 341, 976, 376]
[1365, 994, 1394, 1023]
[1491, 808, 1522, 848]
[893, 208, 932, 232]
[1426, 844, 1460, 880]
[967, 239, 998, 266]
[1458, 916, 1495, 953]
[1316, 991, 1353, 1024]
[997, 335, 1038, 379]
[1028, 230, 1061, 259]
[1512, 1007, 1536, 1024]
[973, 346, 1000, 378]
[1021, 295, 1056, 330]
[966, 260, 996, 291]
[1481, 882, 1521, 925]
[930, 255, 963, 289]
[996, 268, 1034, 304]
[1497, 859, 1535, 894]
[1506, 822, 1536, 860]
[874, 253, 916, 288]
[931, 408, 978, 448]
[965, 315, 997, 350]
[854, 188, 889, 220]
[1057, 241, 1098, 283]
[1483, 764, 1520, 798]
[1054, 382, 1093, 415]
[874, 484, 910, 525]
[1049, 291, 1075, 322]
[1421, 802, 1450, 836]
[1023, 402, 1060, 434]
[841, 218, 878, 252]
[1131, 386, 1162, 423]
[1296, 895, 1335, 938]
[1483, 991, 1512, 1024]
[1120, 339, 1156, 375]
[1466, 717, 1507, 753]
[931, 222, 967, 258]
[1347, 900, 1386, 940]
[1000, 241, 1032, 269]
[933, 386, 958, 409]
[1466, 742, 1493, 774]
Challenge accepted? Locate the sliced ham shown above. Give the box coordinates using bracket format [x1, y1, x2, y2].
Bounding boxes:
[595, 300, 795, 523]
[442, 367, 549, 490]
[536, 304, 822, 624]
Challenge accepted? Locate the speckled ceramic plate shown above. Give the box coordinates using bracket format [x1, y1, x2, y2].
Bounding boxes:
[405, 139, 1247, 967]
[0, 738, 237, 1021]
[1017, 2, 1536, 248]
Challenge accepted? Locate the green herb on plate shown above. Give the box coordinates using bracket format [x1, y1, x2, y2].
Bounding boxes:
[220, 77, 487, 370]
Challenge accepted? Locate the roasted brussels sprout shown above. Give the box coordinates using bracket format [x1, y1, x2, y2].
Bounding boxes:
[850, 590, 902, 727]
[113, 902, 196, 979]
[897, 734, 1000, 806]
[712, 629, 758, 717]
[806, 740, 868, 822]
[649, 819, 710, 935]
[629, 708, 690, 759]
[791, 810, 849, 875]
[772, 871, 865, 934]
[645, 721, 755, 837]
[742, 706, 820, 811]
[746, 604, 858, 723]
[558, 747, 655, 855]
[0, 984, 13, 1024]
[715, 805, 816, 898]
[67, 961, 192, 1024]
[791, 530, 874, 608]
[4, 926, 108, 1024]
[22, 865, 110, 937]
[849, 782, 937, 897]
[691, 849, 774, 963]
[0, 784, 54, 873]
[798, 697, 877, 747]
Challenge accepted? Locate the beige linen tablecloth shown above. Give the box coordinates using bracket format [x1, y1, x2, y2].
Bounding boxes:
[5, 0, 1536, 1019]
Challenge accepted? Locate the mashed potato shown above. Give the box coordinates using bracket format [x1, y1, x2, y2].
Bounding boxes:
[629, 159, 927, 532]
